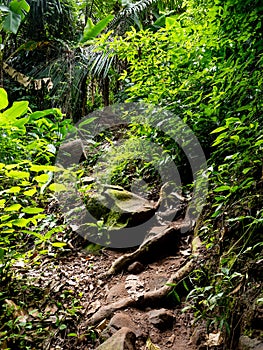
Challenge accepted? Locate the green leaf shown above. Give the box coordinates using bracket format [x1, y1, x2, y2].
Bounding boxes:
[0, 88, 8, 110]
[3, 11, 21, 34]
[12, 218, 29, 227]
[48, 183, 67, 192]
[34, 174, 49, 183]
[214, 185, 231, 192]
[67, 333, 78, 337]
[165, 16, 178, 29]
[29, 108, 62, 121]
[52, 242, 67, 248]
[80, 15, 114, 44]
[22, 207, 44, 214]
[30, 165, 62, 172]
[6, 186, 21, 194]
[210, 126, 227, 134]
[4, 204, 22, 211]
[23, 188, 37, 196]
[230, 135, 239, 143]
[7, 170, 30, 179]
[59, 324, 67, 330]
[9, 0, 30, 19]
[1, 101, 29, 120]
[242, 168, 252, 175]
[0, 199, 6, 208]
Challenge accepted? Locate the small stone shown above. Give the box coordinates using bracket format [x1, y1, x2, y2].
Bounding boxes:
[127, 261, 144, 274]
[95, 327, 136, 350]
[147, 308, 174, 330]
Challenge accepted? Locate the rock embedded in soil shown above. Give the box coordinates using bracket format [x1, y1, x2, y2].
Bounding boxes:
[127, 261, 144, 274]
[109, 312, 142, 337]
[95, 327, 136, 350]
[147, 308, 175, 330]
[238, 335, 263, 350]
[106, 283, 127, 303]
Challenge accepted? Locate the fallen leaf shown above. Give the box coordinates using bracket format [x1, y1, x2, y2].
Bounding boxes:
[205, 332, 222, 346]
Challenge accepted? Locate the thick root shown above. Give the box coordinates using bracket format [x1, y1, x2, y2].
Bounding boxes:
[106, 220, 193, 276]
[88, 258, 196, 326]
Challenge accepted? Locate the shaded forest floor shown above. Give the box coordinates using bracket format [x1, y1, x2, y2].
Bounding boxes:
[5, 229, 219, 350]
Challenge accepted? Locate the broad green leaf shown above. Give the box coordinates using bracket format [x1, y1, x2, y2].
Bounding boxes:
[80, 15, 114, 44]
[48, 183, 67, 192]
[1, 229, 15, 233]
[0, 214, 11, 221]
[4, 203, 22, 211]
[7, 170, 30, 179]
[5, 164, 19, 170]
[3, 11, 21, 34]
[22, 207, 44, 214]
[12, 218, 29, 227]
[165, 16, 178, 30]
[52, 242, 67, 248]
[0, 88, 8, 110]
[13, 116, 29, 132]
[2, 101, 29, 120]
[29, 108, 62, 121]
[9, 0, 30, 19]
[6, 186, 21, 194]
[23, 188, 37, 196]
[34, 174, 49, 183]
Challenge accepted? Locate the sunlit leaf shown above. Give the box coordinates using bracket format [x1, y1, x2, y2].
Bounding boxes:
[0, 88, 8, 110]
[4, 204, 22, 211]
[52, 242, 67, 247]
[22, 207, 44, 214]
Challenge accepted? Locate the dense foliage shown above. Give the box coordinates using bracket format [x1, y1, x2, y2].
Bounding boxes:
[105, 0, 263, 344]
[0, 0, 262, 348]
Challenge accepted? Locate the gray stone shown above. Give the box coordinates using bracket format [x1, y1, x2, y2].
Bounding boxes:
[106, 283, 127, 303]
[147, 308, 174, 330]
[127, 261, 144, 274]
[238, 335, 263, 350]
[95, 327, 136, 350]
[109, 312, 142, 337]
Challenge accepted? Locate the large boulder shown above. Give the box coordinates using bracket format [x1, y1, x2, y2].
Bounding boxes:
[85, 184, 157, 229]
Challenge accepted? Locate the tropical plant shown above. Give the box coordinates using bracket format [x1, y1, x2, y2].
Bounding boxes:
[104, 0, 263, 345]
[0, 87, 71, 281]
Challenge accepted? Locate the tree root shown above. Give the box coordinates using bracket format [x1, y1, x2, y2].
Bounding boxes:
[106, 219, 193, 276]
[87, 258, 196, 326]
